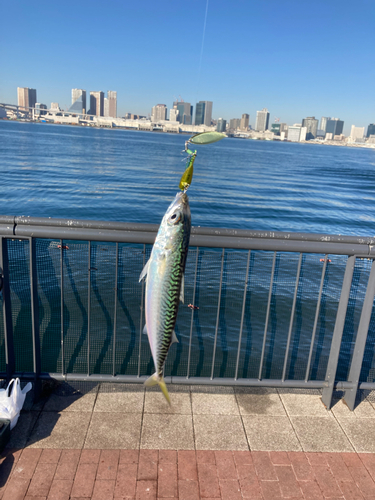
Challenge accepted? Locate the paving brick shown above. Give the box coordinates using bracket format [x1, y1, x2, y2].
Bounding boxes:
[305, 452, 329, 466]
[259, 480, 282, 500]
[119, 449, 139, 464]
[114, 463, 137, 498]
[47, 478, 73, 500]
[288, 452, 314, 481]
[274, 465, 303, 498]
[312, 465, 343, 498]
[178, 451, 198, 481]
[219, 479, 242, 500]
[135, 479, 157, 499]
[196, 450, 215, 464]
[0, 449, 21, 497]
[359, 453, 375, 482]
[54, 461, 79, 481]
[337, 479, 364, 499]
[326, 452, 353, 482]
[236, 464, 262, 498]
[177, 479, 199, 500]
[12, 448, 42, 479]
[341, 452, 363, 468]
[91, 479, 115, 500]
[251, 451, 277, 480]
[24, 497, 47, 500]
[27, 462, 57, 497]
[138, 450, 158, 481]
[215, 451, 237, 480]
[79, 449, 101, 464]
[298, 480, 324, 499]
[70, 462, 98, 498]
[97, 450, 119, 480]
[158, 462, 177, 498]
[269, 451, 290, 465]
[349, 465, 375, 497]
[58, 449, 81, 465]
[39, 449, 62, 463]
[2, 477, 30, 500]
[233, 450, 252, 467]
[197, 463, 220, 498]
[159, 450, 177, 464]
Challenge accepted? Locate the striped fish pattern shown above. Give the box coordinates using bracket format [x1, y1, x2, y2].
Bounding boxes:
[139, 191, 191, 403]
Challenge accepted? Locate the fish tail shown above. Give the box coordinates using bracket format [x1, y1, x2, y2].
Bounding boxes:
[144, 372, 171, 406]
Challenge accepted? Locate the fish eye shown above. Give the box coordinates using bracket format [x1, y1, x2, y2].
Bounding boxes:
[168, 211, 181, 225]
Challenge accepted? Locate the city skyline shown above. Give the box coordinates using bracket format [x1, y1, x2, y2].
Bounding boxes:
[2, 1, 374, 135]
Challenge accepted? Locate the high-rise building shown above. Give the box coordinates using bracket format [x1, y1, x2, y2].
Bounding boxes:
[151, 104, 167, 121]
[17, 87, 37, 110]
[350, 125, 365, 141]
[271, 123, 281, 135]
[326, 118, 344, 137]
[302, 117, 318, 140]
[366, 124, 375, 138]
[195, 102, 205, 125]
[70, 89, 86, 114]
[169, 108, 179, 122]
[240, 114, 249, 130]
[216, 118, 226, 133]
[34, 103, 47, 117]
[320, 117, 330, 132]
[288, 126, 307, 142]
[107, 91, 117, 118]
[229, 118, 241, 130]
[255, 108, 270, 131]
[174, 101, 192, 125]
[202, 101, 212, 126]
[89, 91, 104, 116]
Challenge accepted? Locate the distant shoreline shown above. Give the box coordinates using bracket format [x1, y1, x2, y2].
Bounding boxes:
[1, 118, 374, 149]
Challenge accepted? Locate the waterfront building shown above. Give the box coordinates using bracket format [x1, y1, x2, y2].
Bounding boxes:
[320, 117, 330, 132]
[174, 101, 192, 125]
[271, 123, 281, 135]
[279, 123, 288, 134]
[51, 103, 61, 110]
[367, 124, 375, 138]
[89, 91, 104, 116]
[255, 108, 270, 132]
[195, 102, 205, 125]
[240, 113, 250, 130]
[17, 87, 37, 110]
[229, 118, 241, 130]
[34, 103, 47, 117]
[169, 108, 179, 122]
[326, 118, 344, 138]
[107, 91, 117, 118]
[216, 118, 226, 133]
[350, 125, 365, 141]
[302, 117, 318, 140]
[70, 89, 86, 114]
[151, 104, 167, 121]
[288, 125, 306, 142]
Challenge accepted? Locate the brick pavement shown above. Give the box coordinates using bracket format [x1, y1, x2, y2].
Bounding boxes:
[1, 448, 375, 499]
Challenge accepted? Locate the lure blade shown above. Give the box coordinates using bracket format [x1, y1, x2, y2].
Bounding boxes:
[189, 131, 226, 145]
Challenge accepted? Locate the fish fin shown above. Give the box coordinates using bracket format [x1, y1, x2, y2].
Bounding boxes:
[144, 373, 171, 405]
[139, 258, 150, 282]
[171, 330, 179, 344]
[143, 324, 148, 335]
[180, 274, 184, 303]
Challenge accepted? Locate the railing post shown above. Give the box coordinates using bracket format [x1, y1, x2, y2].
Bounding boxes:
[0, 237, 15, 380]
[343, 259, 375, 410]
[211, 248, 225, 380]
[29, 237, 41, 399]
[321, 255, 356, 409]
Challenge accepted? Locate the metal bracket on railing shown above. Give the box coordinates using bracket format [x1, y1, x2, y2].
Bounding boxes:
[0, 274, 3, 292]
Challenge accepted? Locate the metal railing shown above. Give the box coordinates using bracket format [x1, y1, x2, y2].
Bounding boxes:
[0, 215, 374, 410]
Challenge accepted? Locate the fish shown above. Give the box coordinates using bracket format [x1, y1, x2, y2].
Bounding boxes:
[139, 191, 191, 403]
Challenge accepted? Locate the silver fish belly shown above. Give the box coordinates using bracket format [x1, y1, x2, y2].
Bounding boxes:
[139, 191, 191, 403]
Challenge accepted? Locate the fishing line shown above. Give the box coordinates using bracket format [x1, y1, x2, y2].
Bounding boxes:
[193, 0, 209, 126]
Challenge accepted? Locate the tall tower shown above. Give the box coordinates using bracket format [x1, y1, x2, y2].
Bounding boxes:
[255, 108, 270, 131]
[151, 104, 167, 121]
[107, 91, 117, 118]
[195, 102, 205, 125]
[302, 117, 319, 140]
[70, 89, 86, 114]
[89, 91, 104, 116]
[240, 113, 249, 130]
[17, 87, 37, 110]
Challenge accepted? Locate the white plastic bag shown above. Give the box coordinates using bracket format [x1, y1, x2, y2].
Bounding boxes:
[0, 378, 32, 430]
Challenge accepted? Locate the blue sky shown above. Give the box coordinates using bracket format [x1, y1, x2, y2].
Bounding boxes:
[1, 0, 374, 134]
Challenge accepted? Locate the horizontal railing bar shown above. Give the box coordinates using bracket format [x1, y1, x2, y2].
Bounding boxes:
[4, 372, 375, 391]
[2, 226, 374, 256]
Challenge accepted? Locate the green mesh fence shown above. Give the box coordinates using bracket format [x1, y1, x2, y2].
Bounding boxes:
[1, 237, 375, 384]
